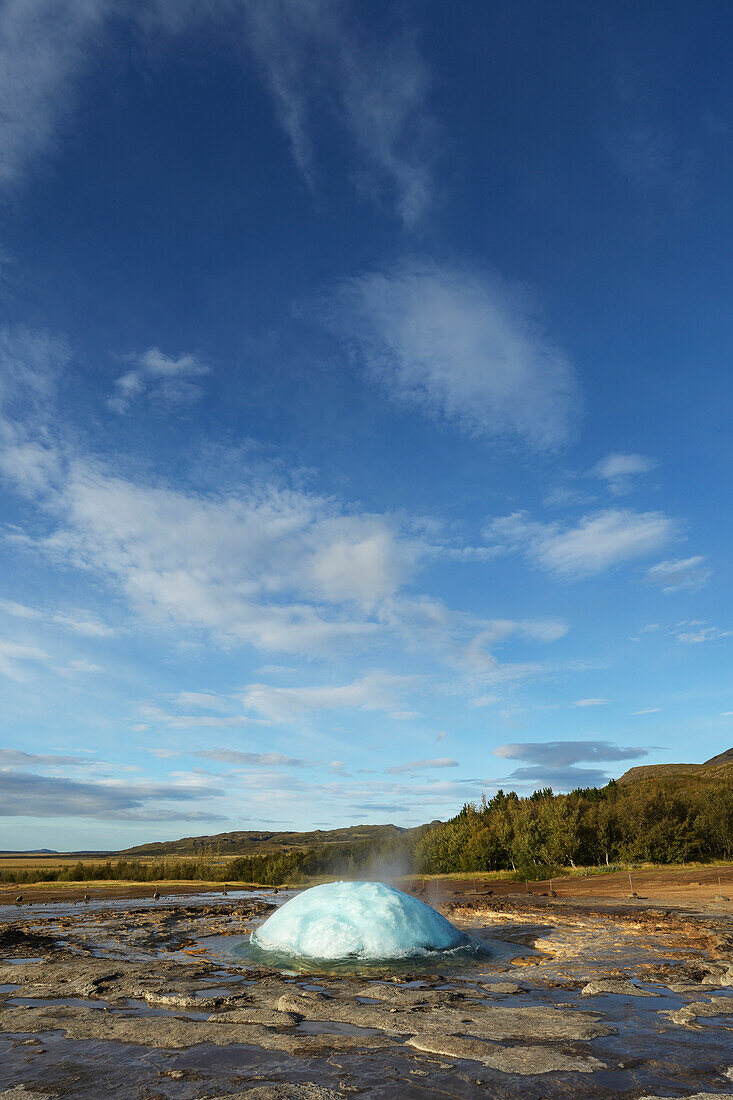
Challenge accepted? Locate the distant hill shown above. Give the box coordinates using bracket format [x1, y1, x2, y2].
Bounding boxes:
[0, 848, 59, 855]
[617, 749, 733, 786]
[117, 822, 418, 858]
[704, 747, 733, 766]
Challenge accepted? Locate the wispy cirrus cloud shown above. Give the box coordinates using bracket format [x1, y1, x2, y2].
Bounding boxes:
[0, 0, 109, 190]
[0, 639, 50, 681]
[486, 508, 677, 578]
[386, 758, 458, 776]
[0, 2, 436, 227]
[646, 556, 712, 593]
[241, 672, 416, 723]
[240, 0, 436, 225]
[317, 259, 579, 449]
[196, 749, 306, 767]
[671, 621, 730, 646]
[0, 598, 114, 638]
[0, 748, 91, 768]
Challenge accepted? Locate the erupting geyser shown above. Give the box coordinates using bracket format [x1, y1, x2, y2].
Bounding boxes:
[250, 880, 471, 961]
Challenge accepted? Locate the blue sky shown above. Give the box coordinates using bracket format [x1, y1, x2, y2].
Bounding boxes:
[1, 0, 732, 850]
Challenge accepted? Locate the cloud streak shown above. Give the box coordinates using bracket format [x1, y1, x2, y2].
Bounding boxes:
[0, 769, 223, 821]
[486, 508, 676, 577]
[646, 556, 712, 593]
[240, 0, 435, 224]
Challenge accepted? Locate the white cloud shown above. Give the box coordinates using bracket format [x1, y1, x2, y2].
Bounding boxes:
[468, 694, 499, 708]
[0, 638, 50, 681]
[0, 327, 68, 498]
[573, 698, 611, 707]
[646, 556, 712, 593]
[592, 452, 657, 494]
[139, 704, 264, 730]
[240, 0, 435, 225]
[494, 739, 649, 790]
[486, 508, 676, 577]
[0, 2, 436, 226]
[0, 597, 114, 637]
[0, 748, 89, 768]
[632, 708, 660, 715]
[0, 599, 42, 621]
[241, 672, 415, 723]
[495, 740, 647, 767]
[319, 259, 578, 448]
[19, 451, 420, 654]
[672, 621, 730, 646]
[0, 769, 222, 821]
[0, 0, 108, 189]
[172, 691, 232, 711]
[376, 596, 575, 688]
[386, 758, 458, 775]
[196, 750, 305, 767]
[108, 347, 209, 413]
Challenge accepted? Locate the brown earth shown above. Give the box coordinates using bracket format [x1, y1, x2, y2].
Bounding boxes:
[3, 863, 733, 912]
[414, 864, 733, 913]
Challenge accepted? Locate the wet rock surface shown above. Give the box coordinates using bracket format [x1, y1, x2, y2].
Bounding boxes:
[1, 892, 733, 1098]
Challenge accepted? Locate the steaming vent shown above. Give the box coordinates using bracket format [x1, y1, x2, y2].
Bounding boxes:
[250, 880, 471, 961]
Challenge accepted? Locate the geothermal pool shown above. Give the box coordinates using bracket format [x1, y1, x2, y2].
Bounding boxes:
[3, 884, 733, 1098]
[247, 880, 482, 966]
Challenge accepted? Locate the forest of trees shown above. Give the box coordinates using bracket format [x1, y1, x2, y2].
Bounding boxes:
[3, 772, 732, 887]
[415, 775, 733, 876]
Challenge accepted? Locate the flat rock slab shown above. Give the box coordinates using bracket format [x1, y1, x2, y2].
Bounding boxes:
[405, 1034, 605, 1073]
[665, 998, 733, 1026]
[582, 979, 659, 997]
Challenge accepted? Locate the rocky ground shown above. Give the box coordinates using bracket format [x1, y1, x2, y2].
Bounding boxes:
[1, 891, 733, 1098]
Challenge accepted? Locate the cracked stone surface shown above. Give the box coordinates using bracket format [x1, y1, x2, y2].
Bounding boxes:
[1, 891, 733, 1098]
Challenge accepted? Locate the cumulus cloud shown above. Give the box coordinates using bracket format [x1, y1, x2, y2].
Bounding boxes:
[318, 260, 578, 449]
[0, 769, 223, 820]
[592, 452, 657, 494]
[107, 348, 210, 414]
[5, 429, 419, 654]
[0, 327, 581, 672]
[486, 508, 676, 577]
[646, 556, 712, 593]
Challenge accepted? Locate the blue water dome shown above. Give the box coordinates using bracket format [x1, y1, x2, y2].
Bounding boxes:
[250, 880, 470, 961]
